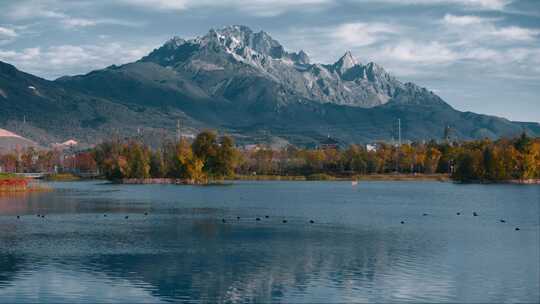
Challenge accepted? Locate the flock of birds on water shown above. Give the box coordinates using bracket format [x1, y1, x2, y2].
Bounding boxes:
[14, 210, 521, 231]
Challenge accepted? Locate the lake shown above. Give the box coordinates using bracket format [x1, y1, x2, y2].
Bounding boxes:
[0, 181, 538, 303]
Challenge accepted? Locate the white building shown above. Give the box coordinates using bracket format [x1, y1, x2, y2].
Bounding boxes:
[366, 144, 378, 152]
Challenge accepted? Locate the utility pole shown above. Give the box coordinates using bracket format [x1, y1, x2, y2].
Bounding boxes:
[398, 118, 401, 147]
[395, 118, 401, 173]
[176, 119, 181, 142]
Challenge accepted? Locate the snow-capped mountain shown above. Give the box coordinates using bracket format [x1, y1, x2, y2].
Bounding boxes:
[140, 25, 446, 108]
[2, 25, 538, 146]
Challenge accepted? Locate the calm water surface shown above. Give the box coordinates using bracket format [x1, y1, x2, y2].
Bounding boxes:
[0, 181, 538, 303]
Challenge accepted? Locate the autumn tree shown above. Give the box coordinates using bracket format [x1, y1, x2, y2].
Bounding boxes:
[214, 135, 240, 178]
[192, 130, 218, 174]
[424, 147, 442, 174]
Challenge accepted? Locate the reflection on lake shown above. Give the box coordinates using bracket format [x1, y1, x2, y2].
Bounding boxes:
[0, 181, 538, 303]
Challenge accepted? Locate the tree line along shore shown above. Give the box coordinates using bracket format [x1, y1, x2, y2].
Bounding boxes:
[1, 131, 539, 187]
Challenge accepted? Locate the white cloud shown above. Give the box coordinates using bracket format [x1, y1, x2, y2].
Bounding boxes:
[119, 0, 333, 16]
[0, 26, 18, 45]
[61, 18, 98, 28]
[369, 0, 511, 10]
[443, 14, 487, 26]
[60, 18, 143, 29]
[0, 43, 154, 79]
[491, 26, 540, 41]
[118, 0, 188, 11]
[0, 27, 18, 38]
[118, 0, 510, 12]
[442, 14, 540, 42]
[332, 23, 400, 47]
[281, 22, 401, 57]
[379, 41, 459, 64]
[4, 1, 141, 30]
[5, 1, 67, 20]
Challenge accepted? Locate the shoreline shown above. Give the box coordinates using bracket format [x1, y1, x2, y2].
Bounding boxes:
[13, 175, 537, 185]
[457, 179, 540, 185]
[232, 173, 451, 182]
[116, 178, 207, 185]
[112, 174, 452, 184]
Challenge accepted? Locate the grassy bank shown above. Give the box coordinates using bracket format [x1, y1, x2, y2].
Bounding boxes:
[44, 173, 81, 182]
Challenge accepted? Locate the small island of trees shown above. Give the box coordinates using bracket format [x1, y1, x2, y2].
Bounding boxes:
[92, 131, 239, 184]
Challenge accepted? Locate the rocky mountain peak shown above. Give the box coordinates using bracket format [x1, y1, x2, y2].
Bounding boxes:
[139, 25, 452, 109]
[291, 50, 310, 65]
[164, 36, 186, 49]
[334, 51, 359, 74]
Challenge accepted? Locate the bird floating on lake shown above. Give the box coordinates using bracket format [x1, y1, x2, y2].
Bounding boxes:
[282, 220, 287, 223]
[256, 217, 261, 221]
[309, 220, 314, 224]
[456, 212, 461, 215]
[515, 227, 520, 231]
[125, 216, 129, 219]
[264, 215, 269, 218]
[500, 219, 506, 223]
[473, 212, 478, 216]
[423, 213, 428, 216]
[222, 218, 226, 223]
[400, 221, 405, 224]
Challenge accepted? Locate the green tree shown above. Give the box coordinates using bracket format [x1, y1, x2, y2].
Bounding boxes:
[453, 152, 476, 182]
[214, 135, 239, 178]
[514, 131, 531, 153]
[150, 150, 167, 178]
[125, 142, 151, 178]
[192, 130, 219, 174]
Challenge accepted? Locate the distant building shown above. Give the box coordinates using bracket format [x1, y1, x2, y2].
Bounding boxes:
[319, 136, 340, 150]
[242, 144, 261, 152]
[366, 143, 379, 152]
[51, 139, 78, 150]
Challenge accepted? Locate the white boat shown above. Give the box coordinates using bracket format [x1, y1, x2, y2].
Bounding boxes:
[351, 180, 358, 186]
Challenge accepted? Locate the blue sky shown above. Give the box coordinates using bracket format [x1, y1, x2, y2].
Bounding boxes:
[0, 0, 539, 122]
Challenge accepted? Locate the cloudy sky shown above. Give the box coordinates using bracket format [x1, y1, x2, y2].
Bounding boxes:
[0, 0, 539, 122]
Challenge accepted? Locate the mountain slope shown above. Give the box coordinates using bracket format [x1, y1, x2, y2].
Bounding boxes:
[1, 25, 538, 146]
[0, 61, 201, 146]
[0, 128, 38, 152]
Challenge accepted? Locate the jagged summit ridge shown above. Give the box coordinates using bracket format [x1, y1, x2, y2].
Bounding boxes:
[139, 25, 448, 108]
